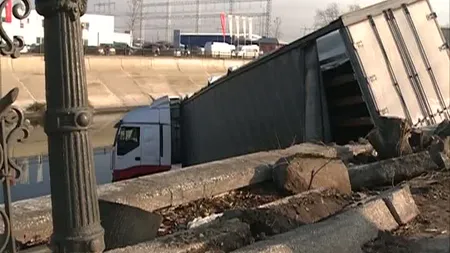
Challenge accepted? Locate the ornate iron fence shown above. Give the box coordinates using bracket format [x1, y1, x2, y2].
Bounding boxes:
[0, 0, 33, 252]
[0, 89, 32, 253]
[0, 0, 107, 250]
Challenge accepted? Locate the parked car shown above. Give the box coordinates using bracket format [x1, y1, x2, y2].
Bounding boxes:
[99, 44, 116, 55]
[20, 45, 30, 54]
[235, 45, 260, 58]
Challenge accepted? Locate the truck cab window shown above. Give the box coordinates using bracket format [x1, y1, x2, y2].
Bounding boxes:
[116, 127, 140, 156]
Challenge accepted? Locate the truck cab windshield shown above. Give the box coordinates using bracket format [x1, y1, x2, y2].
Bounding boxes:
[116, 126, 140, 156]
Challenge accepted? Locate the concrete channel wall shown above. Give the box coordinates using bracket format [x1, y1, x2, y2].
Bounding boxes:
[0, 56, 250, 109]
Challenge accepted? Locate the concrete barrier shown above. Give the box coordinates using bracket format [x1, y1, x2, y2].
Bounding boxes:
[1, 56, 250, 109]
[232, 194, 407, 253]
[5, 148, 284, 245]
[4, 143, 343, 246]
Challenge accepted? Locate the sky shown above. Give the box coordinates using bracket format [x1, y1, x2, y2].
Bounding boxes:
[271, 0, 450, 42]
[86, 0, 450, 43]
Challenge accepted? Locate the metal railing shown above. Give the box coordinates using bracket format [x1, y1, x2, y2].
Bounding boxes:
[0, 89, 32, 252]
[0, 0, 35, 250]
[1, 0, 106, 251]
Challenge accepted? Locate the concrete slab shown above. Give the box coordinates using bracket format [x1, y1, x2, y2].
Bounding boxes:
[381, 184, 420, 225]
[410, 236, 450, 253]
[106, 218, 252, 253]
[188, 188, 348, 230]
[232, 198, 398, 253]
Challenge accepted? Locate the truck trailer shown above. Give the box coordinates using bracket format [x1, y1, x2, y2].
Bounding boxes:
[111, 0, 449, 182]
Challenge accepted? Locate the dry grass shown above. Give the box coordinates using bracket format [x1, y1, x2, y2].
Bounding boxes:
[25, 101, 95, 113]
[25, 102, 46, 113]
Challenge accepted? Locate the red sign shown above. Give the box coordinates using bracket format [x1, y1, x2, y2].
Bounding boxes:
[220, 12, 226, 41]
[5, 0, 12, 23]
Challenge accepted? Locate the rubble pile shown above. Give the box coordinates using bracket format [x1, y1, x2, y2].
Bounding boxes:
[368, 117, 450, 168]
[110, 117, 450, 252]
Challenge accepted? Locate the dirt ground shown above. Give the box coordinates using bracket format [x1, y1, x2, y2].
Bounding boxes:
[155, 186, 353, 252]
[155, 182, 287, 236]
[363, 170, 450, 253]
[155, 182, 354, 238]
[220, 188, 351, 241]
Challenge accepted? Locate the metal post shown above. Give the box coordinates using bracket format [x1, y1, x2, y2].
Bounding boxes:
[35, 0, 105, 252]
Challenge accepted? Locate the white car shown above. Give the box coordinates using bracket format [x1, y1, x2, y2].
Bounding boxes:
[20, 45, 30, 54]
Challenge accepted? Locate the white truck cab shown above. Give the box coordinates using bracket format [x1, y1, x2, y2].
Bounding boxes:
[111, 96, 181, 181]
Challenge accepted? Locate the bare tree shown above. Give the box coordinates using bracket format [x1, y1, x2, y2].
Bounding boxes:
[271, 17, 282, 38]
[347, 4, 361, 12]
[313, 3, 340, 29]
[127, 0, 142, 40]
[313, 3, 361, 29]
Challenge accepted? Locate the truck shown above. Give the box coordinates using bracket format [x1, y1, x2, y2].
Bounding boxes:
[111, 0, 449, 182]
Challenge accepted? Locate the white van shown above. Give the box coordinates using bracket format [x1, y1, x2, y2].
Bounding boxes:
[235, 45, 260, 58]
[204, 42, 235, 58]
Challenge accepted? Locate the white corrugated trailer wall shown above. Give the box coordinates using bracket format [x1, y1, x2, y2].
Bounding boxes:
[180, 24, 339, 166]
[340, 0, 449, 127]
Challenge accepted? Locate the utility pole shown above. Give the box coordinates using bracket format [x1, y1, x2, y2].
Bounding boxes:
[195, 0, 200, 33]
[166, 0, 171, 41]
[229, 0, 234, 15]
[35, 0, 105, 251]
[94, 0, 116, 14]
[265, 0, 272, 37]
[140, 0, 144, 43]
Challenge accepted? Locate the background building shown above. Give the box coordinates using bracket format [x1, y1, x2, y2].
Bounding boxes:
[2, 10, 132, 47]
[96, 0, 272, 43]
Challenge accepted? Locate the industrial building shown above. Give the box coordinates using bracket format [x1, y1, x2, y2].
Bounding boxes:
[2, 10, 132, 47]
[178, 32, 262, 48]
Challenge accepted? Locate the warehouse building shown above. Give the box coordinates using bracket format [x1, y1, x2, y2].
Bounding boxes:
[2, 10, 131, 47]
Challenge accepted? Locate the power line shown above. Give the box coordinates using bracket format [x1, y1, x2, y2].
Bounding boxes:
[113, 11, 266, 19]
[141, 0, 265, 8]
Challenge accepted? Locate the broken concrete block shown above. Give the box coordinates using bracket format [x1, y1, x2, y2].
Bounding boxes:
[348, 151, 439, 190]
[187, 188, 349, 234]
[381, 185, 420, 225]
[106, 218, 252, 253]
[99, 200, 163, 250]
[233, 196, 398, 253]
[218, 188, 350, 239]
[272, 153, 351, 195]
[280, 143, 339, 159]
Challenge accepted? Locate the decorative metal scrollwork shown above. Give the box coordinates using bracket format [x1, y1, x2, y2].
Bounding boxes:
[0, 0, 31, 58]
[0, 88, 32, 253]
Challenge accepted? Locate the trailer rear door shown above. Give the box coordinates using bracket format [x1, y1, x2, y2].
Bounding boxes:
[342, 0, 449, 126]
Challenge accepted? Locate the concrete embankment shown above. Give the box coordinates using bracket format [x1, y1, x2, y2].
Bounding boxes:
[1, 56, 250, 109]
